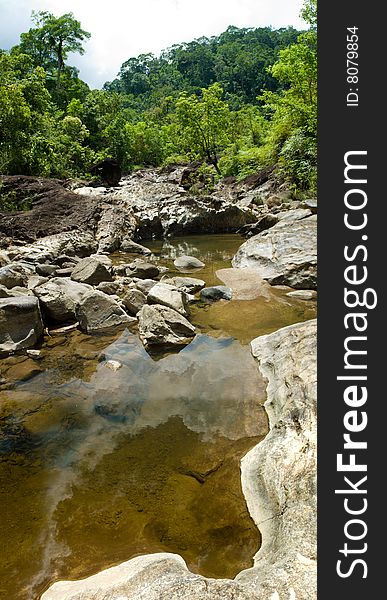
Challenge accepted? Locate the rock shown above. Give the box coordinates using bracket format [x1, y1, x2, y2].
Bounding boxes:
[237, 214, 279, 238]
[3, 358, 42, 382]
[96, 281, 125, 296]
[41, 554, 259, 600]
[90, 157, 122, 186]
[113, 263, 132, 277]
[0, 263, 31, 288]
[286, 290, 317, 300]
[33, 278, 93, 322]
[71, 257, 113, 286]
[236, 319, 317, 599]
[49, 323, 78, 335]
[55, 268, 74, 277]
[0, 251, 10, 267]
[0, 285, 34, 298]
[26, 349, 42, 359]
[147, 283, 189, 316]
[36, 264, 58, 277]
[128, 260, 160, 279]
[27, 275, 49, 290]
[232, 214, 317, 289]
[138, 304, 195, 348]
[161, 276, 205, 294]
[173, 255, 205, 270]
[0, 297, 44, 355]
[200, 286, 232, 302]
[122, 289, 147, 315]
[76, 290, 136, 333]
[95, 204, 137, 253]
[120, 238, 152, 254]
[135, 279, 158, 295]
[105, 359, 122, 372]
[10, 231, 97, 264]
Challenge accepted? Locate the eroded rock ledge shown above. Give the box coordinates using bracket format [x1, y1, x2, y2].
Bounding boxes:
[41, 319, 317, 600]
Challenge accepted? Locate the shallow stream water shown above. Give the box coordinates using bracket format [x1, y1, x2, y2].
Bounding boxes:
[0, 234, 316, 599]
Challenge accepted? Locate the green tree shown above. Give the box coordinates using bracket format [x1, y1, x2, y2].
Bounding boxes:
[175, 83, 231, 173]
[18, 11, 90, 91]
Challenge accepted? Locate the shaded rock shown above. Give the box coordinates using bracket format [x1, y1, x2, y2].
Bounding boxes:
[173, 256, 205, 270]
[33, 278, 93, 322]
[0, 296, 44, 355]
[286, 290, 317, 300]
[162, 276, 205, 294]
[147, 283, 189, 316]
[135, 279, 158, 295]
[96, 281, 125, 296]
[236, 320, 317, 600]
[122, 289, 147, 315]
[76, 290, 136, 333]
[3, 358, 42, 382]
[113, 263, 132, 277]
[71, 257, 113, 286]
[237, 213, 279, 238]
[138, 304, 195, 348]
[36, 264, 58, 277]
[232, 214, 317, 289]
[0, 285, 33, 298]
[90, 157, 122, 186]
[128, 260, 160, 279]
[120, 238, 151, 254]
[200, 286, 232, 302]
[0, 176, 100, 243]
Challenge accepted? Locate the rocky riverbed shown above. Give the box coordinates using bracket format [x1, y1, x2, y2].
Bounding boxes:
[0, 166, 317, 599]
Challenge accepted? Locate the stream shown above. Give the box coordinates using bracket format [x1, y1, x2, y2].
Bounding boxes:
[0, 234, 316, 600]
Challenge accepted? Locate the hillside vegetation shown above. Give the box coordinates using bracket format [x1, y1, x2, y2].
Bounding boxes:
[0, 0, 316, 196]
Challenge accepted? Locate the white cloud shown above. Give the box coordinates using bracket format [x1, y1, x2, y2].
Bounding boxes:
[0, 0, 306, 88]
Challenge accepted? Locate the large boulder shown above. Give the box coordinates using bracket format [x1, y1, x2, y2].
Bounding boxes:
[33, 278, 93, 322]
[232, 214, 317, 289]
[76, 290, 136, 333]
[147, 283, 189, 316]
[236, 319, 317, 599]
[71, 257, 113, 286]
[0, 296, 44, 355]
[138, 304, 195, 348]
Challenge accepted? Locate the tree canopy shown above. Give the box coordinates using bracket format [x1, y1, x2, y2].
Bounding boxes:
[0, 1, 317, 195]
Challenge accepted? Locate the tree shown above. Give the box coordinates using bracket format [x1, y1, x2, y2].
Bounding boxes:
[175, 83, 231, 173]
[18, 11, 90, 91]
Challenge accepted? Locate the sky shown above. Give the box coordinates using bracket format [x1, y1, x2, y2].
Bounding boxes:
[0, 0, 306, 89]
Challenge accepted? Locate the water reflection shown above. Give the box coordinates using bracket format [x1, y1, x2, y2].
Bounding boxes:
[0, 332, 267, 599]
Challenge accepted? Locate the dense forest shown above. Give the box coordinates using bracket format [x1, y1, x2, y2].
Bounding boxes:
[0, 0, 317, 195]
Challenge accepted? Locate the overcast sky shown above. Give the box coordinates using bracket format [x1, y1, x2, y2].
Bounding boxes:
[0, 0, 306, 89]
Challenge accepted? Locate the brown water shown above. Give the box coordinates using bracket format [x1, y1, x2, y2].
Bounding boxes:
[0, 234, 316, 600]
